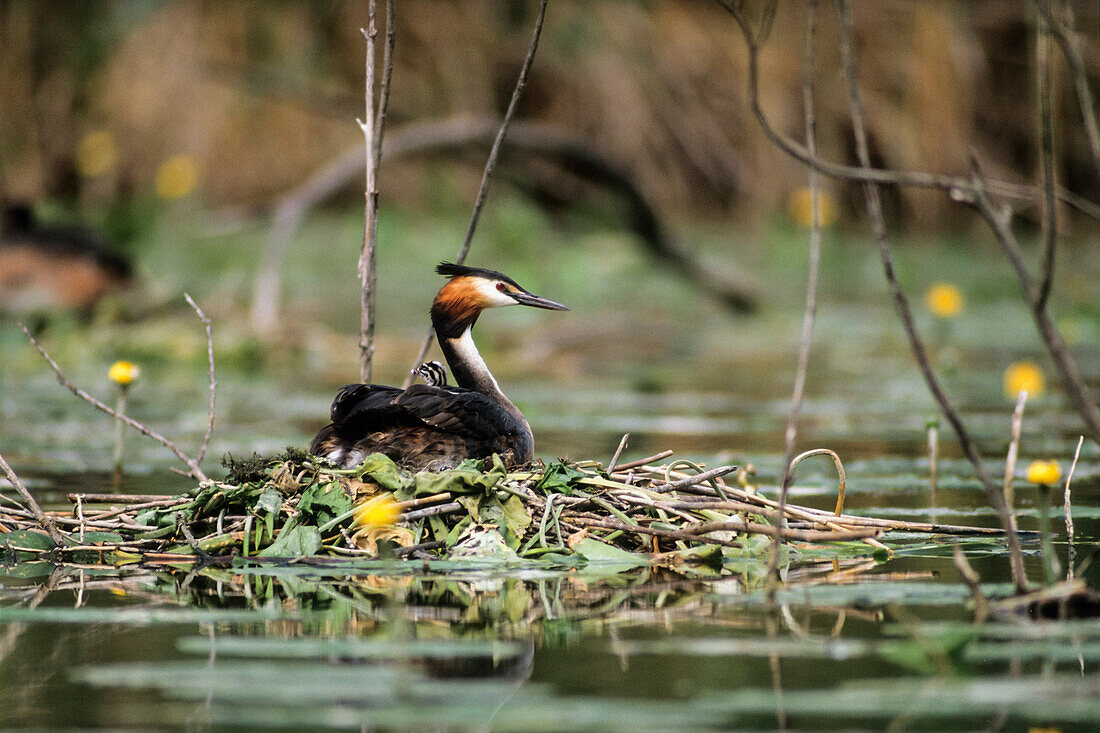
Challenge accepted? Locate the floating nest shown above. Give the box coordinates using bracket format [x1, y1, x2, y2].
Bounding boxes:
[1, 447, 1015, 574]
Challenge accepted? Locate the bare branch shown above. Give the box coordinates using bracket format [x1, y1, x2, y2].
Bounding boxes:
[357, 2, 384, 383]
[20, 324, 208, 482]
[1041, 0, 1100, 175]
[716, 0, 1100, 221]
[832, 0, 1027, 590]
[404, 0, 550, 386]
[1035, 1, 1057, 311]
[0, 450, 63, 543]
[184, 293, 216, 466]
[967, 156, 1100, 444]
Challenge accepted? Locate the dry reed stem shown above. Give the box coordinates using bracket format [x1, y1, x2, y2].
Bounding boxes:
[1002, 390, 1027, 541]
[927, 421, 939, 522]
[648, 465, 737, 494]
[0, 450, 62, 543]
[20, 324, 209, 483]
[184, 294, 217, 466]
[608, 434, 629, 475]
[1063, 435, 1083, 578]
[612, 449, 674, 472]
[404, 0, 550, 386]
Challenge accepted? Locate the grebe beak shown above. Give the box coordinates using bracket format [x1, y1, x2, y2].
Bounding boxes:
[511, 291, 569, 311]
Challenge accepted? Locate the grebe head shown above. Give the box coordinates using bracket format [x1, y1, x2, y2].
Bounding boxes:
[431, 262, 567, 337]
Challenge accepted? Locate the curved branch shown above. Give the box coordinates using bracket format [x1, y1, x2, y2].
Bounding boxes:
[717, 0, 1100, 221]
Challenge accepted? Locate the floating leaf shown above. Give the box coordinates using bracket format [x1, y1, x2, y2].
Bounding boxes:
[574, 537, 649, 569]
[0, 529, 57, 551]
[258, 525, 321, 558]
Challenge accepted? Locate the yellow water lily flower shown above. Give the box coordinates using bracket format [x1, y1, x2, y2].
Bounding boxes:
[1026, 460, 1062, 486]
[352, 494, 400, 528]
[155, 154, 198, 199]
[1004, 360, 1044, 399]
[108, 360, 141, 386]
[787, 187, 838, 228]
[925, 282, 964, 319]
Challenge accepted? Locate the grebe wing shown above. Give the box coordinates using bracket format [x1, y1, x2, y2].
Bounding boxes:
[329, 383, 517, 443]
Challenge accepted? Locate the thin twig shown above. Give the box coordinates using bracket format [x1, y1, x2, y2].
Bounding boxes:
[1040, 0, 1100, 176]
[832, 0, 1027, 592]
[716, 0, 1100, 221]
[771, 0, 823, 595]
[608, 434, 629, 474]
[1035, 2, 1057, 311]
[966, 157, 1100, 444]
[184, 293, 216, 466]
[649, 465, 737, 494]
[404, 0, 550, 386]
[0, 450, 63, 543]
[20, 324, 208, 482]
[612, 449, 675, 472]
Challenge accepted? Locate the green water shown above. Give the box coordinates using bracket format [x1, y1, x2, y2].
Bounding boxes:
[3, 210, 1100, 730]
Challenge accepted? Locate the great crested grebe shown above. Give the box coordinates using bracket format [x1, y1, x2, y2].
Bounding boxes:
[309, 263, 568, 470]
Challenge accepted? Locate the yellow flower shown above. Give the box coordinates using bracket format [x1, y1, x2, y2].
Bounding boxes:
[787, 187, 838, 229]
[352, 494, 401, 528]
[154, 154, 198, 199]
[925, 282, 964, 319]
[1026, 460, 1062, 486]
[108, 360, 141, 386]
[1004, 360, 1044, 399]
[76, 130, 119, 178]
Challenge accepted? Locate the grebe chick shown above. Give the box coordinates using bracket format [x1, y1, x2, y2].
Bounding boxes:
[309, 263, 567, 471]
[412, 360, 448, 387]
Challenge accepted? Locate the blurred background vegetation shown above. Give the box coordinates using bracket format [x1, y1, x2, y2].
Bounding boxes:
[3, 1, 1098, 227]
[0, 1, 1097, 471]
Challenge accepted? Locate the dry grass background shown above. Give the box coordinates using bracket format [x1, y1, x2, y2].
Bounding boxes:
[1, 1, 1096, 229]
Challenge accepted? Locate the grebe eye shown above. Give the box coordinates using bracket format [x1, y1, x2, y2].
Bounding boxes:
[496, 282, 507, 292]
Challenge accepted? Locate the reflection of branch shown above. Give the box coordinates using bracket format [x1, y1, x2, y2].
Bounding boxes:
[717, 1, 1100, 221]
[832, 0, 1028, 592]
[184, 294, 216, 467]
[0, 450, 63, 543]
[21, 324, 209, 483]
[404, 0, 550, 387]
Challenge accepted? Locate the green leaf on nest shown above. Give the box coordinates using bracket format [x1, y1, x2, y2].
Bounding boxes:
[535, 460, 589, 495]
[413, 454, 507, 496]
[258, 525, 322, 558]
